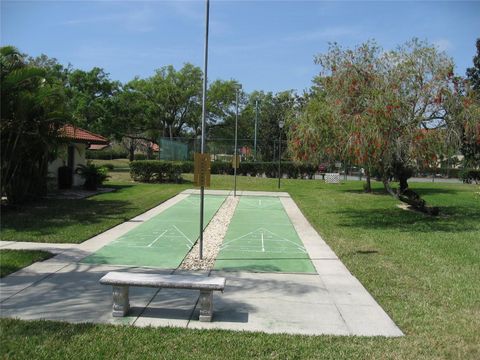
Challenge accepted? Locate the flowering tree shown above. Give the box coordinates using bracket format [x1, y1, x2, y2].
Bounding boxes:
[289, 39, 479, 206]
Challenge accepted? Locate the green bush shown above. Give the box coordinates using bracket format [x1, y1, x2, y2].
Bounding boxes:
[460, 169, 480, 184]
[75, 163, 109, 190]
[416, 167, 463, 179]
[101, 163, 115, 170]
[129, 161, 184, 183]
[211, 161, 233, 175]
[86, 149, 128, 160]
[129, 160, 320, 181]
[177, 161, 194, 174]
[133, 153, 148, 161]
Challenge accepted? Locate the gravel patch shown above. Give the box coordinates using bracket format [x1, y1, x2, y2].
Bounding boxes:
[179, 196, 239, 271]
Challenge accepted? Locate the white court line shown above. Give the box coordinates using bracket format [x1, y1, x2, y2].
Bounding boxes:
[221, 227, 307, 253]
[218, 248, 307, 254]
[261, 232, 265, 252]
[173, 225, 194, 245]
[220, 229, 261, 247]
[147, 230, 168, 247]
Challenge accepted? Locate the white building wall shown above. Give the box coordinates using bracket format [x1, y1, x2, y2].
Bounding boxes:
[47, 143, 87, 188]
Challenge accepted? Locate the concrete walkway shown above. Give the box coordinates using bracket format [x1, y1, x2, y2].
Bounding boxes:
[0, 190, 403, 337]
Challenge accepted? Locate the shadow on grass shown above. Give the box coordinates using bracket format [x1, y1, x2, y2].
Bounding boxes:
[342, 186, 462, 197]
[331, 205, 480, 234]
[0, 197, 135, 238]
[342, 189, 390, 196]
[102, 184, 134, 191]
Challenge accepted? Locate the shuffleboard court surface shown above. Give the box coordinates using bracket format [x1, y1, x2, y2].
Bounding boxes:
[214, 196, 316, 273]
[82, 195, 226, 268]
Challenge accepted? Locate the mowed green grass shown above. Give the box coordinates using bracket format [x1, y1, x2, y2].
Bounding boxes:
[91, 158, 130, 169]
[0, 180, 190, 243]
[0, 250, 53, 277]
[1, 174, 479, 359]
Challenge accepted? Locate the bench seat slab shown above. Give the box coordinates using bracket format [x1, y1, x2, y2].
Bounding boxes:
[100, 272, 226, 291]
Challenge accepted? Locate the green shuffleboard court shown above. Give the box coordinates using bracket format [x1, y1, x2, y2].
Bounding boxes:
[214, 196, 316, 273]
[82, 195, 226, 268]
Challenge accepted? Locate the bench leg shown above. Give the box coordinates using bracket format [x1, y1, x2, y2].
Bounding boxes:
[198, 290, 213, 322]
[112, 285, 130, 317]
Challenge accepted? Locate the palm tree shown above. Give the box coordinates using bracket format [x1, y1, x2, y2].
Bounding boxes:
[1, 46, 67, 204]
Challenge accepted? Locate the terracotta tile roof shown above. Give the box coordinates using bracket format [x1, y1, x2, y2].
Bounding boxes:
[59, 124, 109, 145]
[150, 142, 159, 152]
[88, 144, 109, 150]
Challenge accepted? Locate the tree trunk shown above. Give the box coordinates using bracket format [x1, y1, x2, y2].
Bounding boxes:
[399, 176, 409, 194]
[129, 139, 135, 162]
[364, 168, 372, 193]
[383, 178, 398, 198]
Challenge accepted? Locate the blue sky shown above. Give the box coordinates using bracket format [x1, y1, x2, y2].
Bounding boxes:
[2, 1, 479, 93]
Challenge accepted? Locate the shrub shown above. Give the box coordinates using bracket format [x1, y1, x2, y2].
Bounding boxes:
[86, 149, 128, 160]
[176, 161, 194, 174]
[76, 163, 109, 190]
[460, 169, 480, 184]
[101, 163, 115, 171]
[211, 161, 233, 175]
[129, 161, 184, 183]
[129, 160, 322, 181]
[133, 153, 148, 161]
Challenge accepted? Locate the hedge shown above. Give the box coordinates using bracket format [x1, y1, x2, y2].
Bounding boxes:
[129, 161, 184, 183]
[460, 169, 480, 183]
[130, 160, 318, 183]
[417, 167, 463, 179]
[86, 149, 128, 160]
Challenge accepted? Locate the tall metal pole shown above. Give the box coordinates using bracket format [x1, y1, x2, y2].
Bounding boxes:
[278, 131, 281, 189]
[234, 86, 240, 196]
[199, 0, 209, 260]
[278, 120, 284, 189]
[254, 99, 258, 161]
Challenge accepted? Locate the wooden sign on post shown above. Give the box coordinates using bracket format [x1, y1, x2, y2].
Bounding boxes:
[194, 153, 211, 187]
[231, 155, 240, 169]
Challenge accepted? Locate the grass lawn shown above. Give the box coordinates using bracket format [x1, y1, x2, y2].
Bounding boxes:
[1, 174, 479, 359]
[91, 158, 130, 169]
[0, 174, 190, 243]
[0, 250, 53, 277]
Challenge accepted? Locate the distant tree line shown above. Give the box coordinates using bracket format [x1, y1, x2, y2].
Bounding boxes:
[1, 38, 478, 207]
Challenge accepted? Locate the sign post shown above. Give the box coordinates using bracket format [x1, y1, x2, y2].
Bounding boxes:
[194, 153, 211, 188]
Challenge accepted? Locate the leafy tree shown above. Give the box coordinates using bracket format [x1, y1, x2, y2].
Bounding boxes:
[67, 67, 119, 135]
[1, 46, 67, 204]
[290, 41, 391, 191]
[107, 80, 152, 161]
[462, 38, 480, 167]
[138, 64, 202, 139]
[290, 39, 477, 206]
[466, 38, 480, 94]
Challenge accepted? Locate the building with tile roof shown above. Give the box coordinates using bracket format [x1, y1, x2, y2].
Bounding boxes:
[48, 124, 110, 189]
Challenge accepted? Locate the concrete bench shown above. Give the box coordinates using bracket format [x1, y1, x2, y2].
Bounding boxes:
[100, 272, 226, 322]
